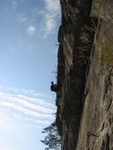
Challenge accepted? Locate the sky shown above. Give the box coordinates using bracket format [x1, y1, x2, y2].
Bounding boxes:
[0, 0, 61, 150]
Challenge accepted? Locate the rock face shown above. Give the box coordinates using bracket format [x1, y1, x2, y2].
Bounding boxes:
[56, 0, 113, 150]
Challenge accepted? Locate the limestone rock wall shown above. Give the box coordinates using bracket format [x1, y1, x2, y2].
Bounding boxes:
[76, 0, 113, 149]
[56, 0, 113, 150]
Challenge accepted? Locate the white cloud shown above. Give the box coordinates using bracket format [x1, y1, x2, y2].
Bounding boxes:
[16, 14, 27, 24]
[13, 0, 60, 38]
[41, 0, 61, 38]
[6, 86, 53, 101]
[0, 101, 53, 118]
[16, 94, 54, 109]
[12, 0, 18, 10]
[0, 92, 55, 116]
[43, 16, 56, 37]
[32, 7, 41, 16]
[27, 25, 36, 36]
[0, 85, 56, 127]
[44, 0, 60, 14]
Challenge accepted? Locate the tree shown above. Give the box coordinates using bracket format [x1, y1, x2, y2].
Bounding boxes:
[41, 121, 61, 150]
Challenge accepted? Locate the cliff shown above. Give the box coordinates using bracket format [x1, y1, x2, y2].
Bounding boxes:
[56, 0, 113, 150]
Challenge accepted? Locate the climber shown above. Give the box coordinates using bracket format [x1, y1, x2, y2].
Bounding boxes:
[50, 81, 59, 92]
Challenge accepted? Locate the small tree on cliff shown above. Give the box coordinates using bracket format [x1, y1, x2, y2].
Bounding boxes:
[41, 121, 61, 150]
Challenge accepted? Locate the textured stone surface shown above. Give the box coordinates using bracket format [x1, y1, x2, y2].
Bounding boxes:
[76, 0, 113, 149]
[56, 0, 113, 150]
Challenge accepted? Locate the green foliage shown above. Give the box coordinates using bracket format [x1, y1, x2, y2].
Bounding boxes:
[41, 121, 61, 150]
[84, 21, 113, 67]
[95, 32, 113, 66]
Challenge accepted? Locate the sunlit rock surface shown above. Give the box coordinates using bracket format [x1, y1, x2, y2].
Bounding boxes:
[56, 0, 113, 149]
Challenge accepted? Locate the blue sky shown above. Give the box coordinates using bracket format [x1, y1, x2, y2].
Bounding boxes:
[0, 0, 61, 150]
